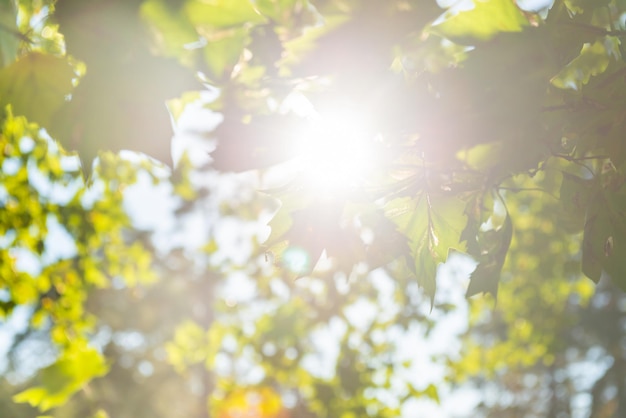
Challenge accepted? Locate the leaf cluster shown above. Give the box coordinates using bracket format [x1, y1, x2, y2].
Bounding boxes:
[4, 0, 626, 415]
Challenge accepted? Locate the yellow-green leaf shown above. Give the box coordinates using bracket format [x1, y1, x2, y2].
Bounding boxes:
[140, 0, 199, 63]
[13, 345, 108, 411]
[551, 39, 614, 90]
[0, 53, 74, 127]
[386, 193, 467, 303]
[203, 27, 249, 79]
[431, 0, 529, 42]
[184, 0, 267, 28]
[0, 0, 19, 67]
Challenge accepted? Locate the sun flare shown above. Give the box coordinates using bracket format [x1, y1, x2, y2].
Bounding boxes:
[285, 95, 381, 194]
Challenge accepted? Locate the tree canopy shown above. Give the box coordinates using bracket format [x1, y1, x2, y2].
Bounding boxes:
[2, 0, 626, 416]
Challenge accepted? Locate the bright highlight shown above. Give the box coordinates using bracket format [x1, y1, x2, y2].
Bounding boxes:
[288, 97, 380, 194]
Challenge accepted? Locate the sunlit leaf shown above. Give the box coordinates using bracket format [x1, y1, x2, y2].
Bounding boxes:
[551, 39, 616, 90]
[184, 0, 267, 28]
[431, 0, 529, 42]
[0, 0, 19, 67]
[13, 345, 108, 412]
[203, 27, 249, 80]
[255, 0, 299, 23]
[559, 171, 595, 231]
[0, 53, 74, 127]
[166, 320, 209, 373]
[386, 193, 467, 303]
[140, 0, 200, 63]
[51, 53, 198, 173]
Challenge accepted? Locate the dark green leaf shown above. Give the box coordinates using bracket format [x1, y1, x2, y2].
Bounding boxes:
[466, 210, 513, 298]
[582, 188, 626, 288]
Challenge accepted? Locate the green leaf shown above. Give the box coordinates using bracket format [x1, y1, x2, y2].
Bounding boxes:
[51, 53, 198, 174]
[184, 0, 267, 28]
[551, 39, 614, 90]
[203, 27, 249, 80]
[386, 193, 467, 303]
[0, 0, 19, 67]
[140, 0, 200, 63]
[0, 53, 74, 127]
[264, 191, 311, 247]
[431, 0, 529, 42]
[14, 345, 109, 412]
[408, 382, 440, 403]
[280, 203, 348, 275]
[363, 211, 412, 269]
[279, 14, 350, 74]
[559, 172, 594, 230]
[582, 191, 612, 281]
[255, 0, 299, 23]
[166, 320, 210, 373]
[168, 91, 202, 122]
[565, 0, 610, 14]
[582, 188, 626, 288]
[466, 211, 513, 299]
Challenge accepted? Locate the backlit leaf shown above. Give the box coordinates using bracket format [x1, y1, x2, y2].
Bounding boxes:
[0, 0, 19, 67]
[184, 0, 267, 28]
[582, 188, 626, 288]
[431, 0, 529, 42]
[466, 211, 513, 299]
[140, 0, 200, 63]
[386, 193, 467, 303]
[0, 53, 74, 127]
[255, 0, 299, 23]
[551, 39, 615, 90]
[13, 344, 108, 411]
[203, 27, 249, 80]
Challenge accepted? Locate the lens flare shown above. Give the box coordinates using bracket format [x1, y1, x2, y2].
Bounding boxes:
[287, 97, 380, 194]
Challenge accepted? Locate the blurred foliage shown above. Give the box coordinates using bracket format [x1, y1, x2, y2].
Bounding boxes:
[1, 0, 626, 417]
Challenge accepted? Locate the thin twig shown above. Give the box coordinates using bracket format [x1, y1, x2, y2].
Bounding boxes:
[552, 153, 598, 177]
[560, 21, 626, 37]
[553, 153, 610, 162]
[541, 104, 578, 112]
[497, 186, 556, 197]
[0, 22, 31, 44]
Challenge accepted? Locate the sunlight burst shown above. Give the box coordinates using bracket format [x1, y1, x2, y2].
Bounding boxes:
[287, 97, 380, 194]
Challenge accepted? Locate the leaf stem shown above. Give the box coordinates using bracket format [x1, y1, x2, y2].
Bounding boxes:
[0, 22, 31, 44]
[552, 153, 610, 162]
[551, 153, 606, 178]
[560, 21, 626, 37]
